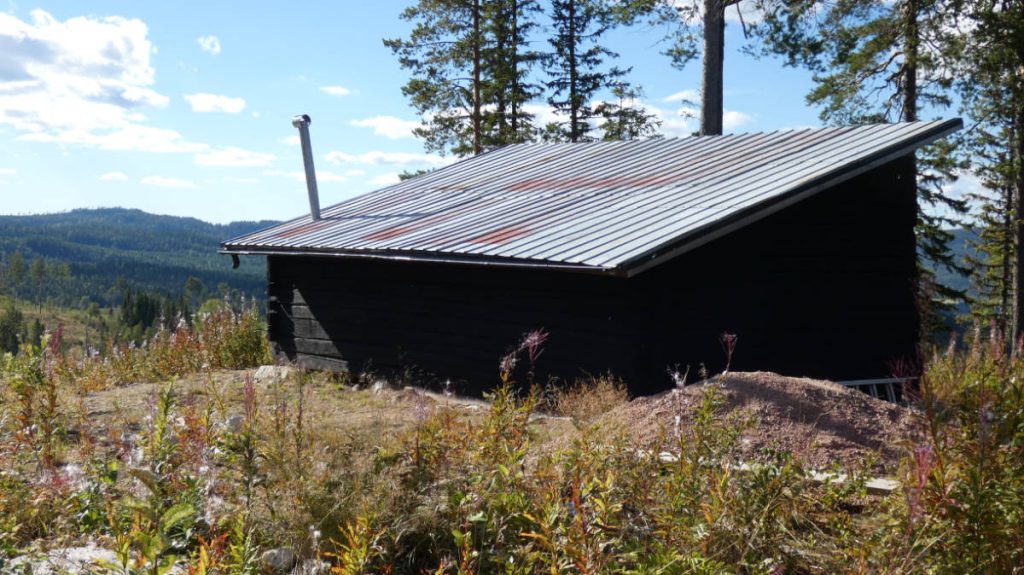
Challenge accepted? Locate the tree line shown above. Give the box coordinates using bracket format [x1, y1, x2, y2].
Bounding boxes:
[386, 0, 1024, 341]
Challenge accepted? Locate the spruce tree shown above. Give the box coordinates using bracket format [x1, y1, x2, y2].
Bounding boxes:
[545, 0, 630, 141]
[955, 0, 1024, 342]
[596, 84, 662, 140]
[481, 0, 544, 147]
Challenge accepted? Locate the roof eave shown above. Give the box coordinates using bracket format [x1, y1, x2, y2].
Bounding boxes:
[219, 246, 622, 276]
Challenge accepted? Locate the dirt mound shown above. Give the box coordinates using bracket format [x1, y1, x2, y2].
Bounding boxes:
[603, 372, 919, 473]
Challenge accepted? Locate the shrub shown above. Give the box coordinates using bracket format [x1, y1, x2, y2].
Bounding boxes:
[883, 334, 1024, 573]
[547, 373, 629, 425]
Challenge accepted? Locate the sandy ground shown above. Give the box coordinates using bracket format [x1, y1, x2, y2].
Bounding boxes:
[601, 371, 918, 473]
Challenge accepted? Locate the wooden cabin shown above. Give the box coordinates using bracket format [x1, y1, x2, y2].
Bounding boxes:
[223, 120, 961, 395]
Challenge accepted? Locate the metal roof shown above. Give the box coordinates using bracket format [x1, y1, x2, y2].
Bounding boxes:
[223, 119, 961, 277]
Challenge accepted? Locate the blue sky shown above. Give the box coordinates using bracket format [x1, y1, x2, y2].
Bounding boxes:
[0, 1, 835, 224]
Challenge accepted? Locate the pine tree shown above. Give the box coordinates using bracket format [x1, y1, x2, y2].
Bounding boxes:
[385, 0, 487, 156]
[752, 0, 969, 337]
[385, 0, 541, 156]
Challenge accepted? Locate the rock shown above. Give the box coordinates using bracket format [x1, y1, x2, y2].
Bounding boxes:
[254, 365, 295, 384]
[291, 558, 331, 575]
[8, 545, 119, 574]
[371, 380, 388, 394]
[225, 415, 245, 433]
[261, 547, 297, 574]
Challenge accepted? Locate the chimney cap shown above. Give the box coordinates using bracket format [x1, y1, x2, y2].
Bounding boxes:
[291, 114, 311, 128]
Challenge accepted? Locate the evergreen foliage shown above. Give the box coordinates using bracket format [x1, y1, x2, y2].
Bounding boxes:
[954, 0, 1024, 340]
[0, 208, 272, 309]
[544, 0, 639, 141]
[386, 0, 659, 153]
[385, 0, 544, 156]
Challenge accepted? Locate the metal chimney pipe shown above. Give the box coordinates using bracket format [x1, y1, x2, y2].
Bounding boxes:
[292, 114, 321, 221]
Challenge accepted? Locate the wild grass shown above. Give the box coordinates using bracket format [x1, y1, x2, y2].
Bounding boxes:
[0, 320, 1022, 573]
[546, 373, 629, 425]
[50, 300, 271, 391]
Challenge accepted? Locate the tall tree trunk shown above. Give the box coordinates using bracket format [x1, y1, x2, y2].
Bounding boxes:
[902, 0, 919, 124]
[902, 0, 922, 349]
[1002, 182, 1013, 337]
[568, 0, 579, 141]
[510, 0, 519, 138]
[700, 0, 724, 136]
[1012, 114, 1024, 347]
[472, 0, 483, 155]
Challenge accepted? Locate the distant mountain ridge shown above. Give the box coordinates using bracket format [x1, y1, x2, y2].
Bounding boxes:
[0, 208, 280, 306]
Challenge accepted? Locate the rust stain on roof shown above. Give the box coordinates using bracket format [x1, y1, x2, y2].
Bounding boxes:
[276, 219, 335, 239]
[361, 211, 458, 241]
[471, 225, 531, 245]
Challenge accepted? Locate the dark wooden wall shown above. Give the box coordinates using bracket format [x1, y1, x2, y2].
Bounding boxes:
[266, 156, 919, 395]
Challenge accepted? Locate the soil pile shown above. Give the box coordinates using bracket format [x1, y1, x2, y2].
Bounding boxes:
[603, 371, 919, 473]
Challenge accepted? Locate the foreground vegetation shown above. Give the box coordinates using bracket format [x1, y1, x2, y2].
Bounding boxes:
[0, 316, 1022, 574]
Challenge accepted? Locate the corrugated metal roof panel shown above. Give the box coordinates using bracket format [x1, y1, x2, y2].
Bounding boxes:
[223, 119, 961, 275]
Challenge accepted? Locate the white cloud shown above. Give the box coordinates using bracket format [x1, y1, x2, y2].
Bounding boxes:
[251, 111, 260, 118]
[0, 9, 195, 153]
[662, 89, 699, 104]
[20, 123, 206, 153]
[667, 0, 764, 25]
[184, 93, 246, 114]
[197, 35, 221, 55]
[99, 171, 127, 181]
[0, 168, 15, 175]
[350, 116, 419, 139]
[343, 168, 366, 177]
[521, 104, 563, 129]
[264, 169, 347, 183]
[368, 173, 401, 186]
[615, 100, 693, 138]
[320, 85, 353, 97]
[142, 175, 195, 188]
[325, 150, 450, 167]
[195, 146, 275, 167]
[723, 110, 753, 130]
[280, 135, 300, 146]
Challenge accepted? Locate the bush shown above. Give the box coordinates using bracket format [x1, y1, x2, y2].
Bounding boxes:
[44, 299, 272, 390]
[547, 373, 629, 425]
[882, 334, 1024, 573]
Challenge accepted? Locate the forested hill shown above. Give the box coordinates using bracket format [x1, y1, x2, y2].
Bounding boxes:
[0, 208, 279, 306]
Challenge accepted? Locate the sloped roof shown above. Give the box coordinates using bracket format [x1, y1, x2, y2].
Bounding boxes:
[223, 119, 961, 277]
